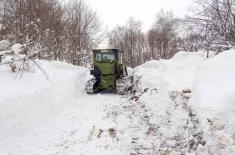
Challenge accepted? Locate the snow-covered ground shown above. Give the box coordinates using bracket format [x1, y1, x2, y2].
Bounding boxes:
[193, 50, 235, 122]
[0, 50, 235, 155]
[132, 50, 235, 154]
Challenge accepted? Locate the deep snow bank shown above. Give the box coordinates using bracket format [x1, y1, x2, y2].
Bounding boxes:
[0, 60, 83, 99]
[133, 51, 206, 92]
[192, 50, 235, 122]
[132, 50, 235, 154]
[131, 51, 207, 154]
[0, 60, 89, 135]
[133, 50, 235, 121]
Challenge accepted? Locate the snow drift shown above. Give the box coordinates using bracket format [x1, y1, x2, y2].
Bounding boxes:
[132, 50, 235, 154]
[193, 50, 235, 122]
[0, 60, 89, 136]
[133, 51, 206, 92]
[133, 50, 235, 122]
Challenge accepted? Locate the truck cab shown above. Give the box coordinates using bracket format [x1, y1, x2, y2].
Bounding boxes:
[87, 49, 128, 94]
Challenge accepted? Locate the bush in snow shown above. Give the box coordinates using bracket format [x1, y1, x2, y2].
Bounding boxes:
[3, 43, 30, 73]
[0, 41, 45, 78]
[0, 40, 11, 51]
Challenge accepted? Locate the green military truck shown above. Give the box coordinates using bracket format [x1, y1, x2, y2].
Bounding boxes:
[86, 49, 130, 94]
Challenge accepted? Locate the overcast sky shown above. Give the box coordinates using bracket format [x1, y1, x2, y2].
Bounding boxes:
[85, 0, 194, 31]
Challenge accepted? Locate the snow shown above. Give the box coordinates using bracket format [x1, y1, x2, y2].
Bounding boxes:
[132, 50, 235, 154]
[0, 60, 84, 137]
[11, 43, 22, 55]
[192, 50, 235, 122]
[133, 51, 206, 92]
[0, 40, 10, 51]
[0, 60, 77, 100]
[0, 60, 130, 155]
[0, 50, 235, 154]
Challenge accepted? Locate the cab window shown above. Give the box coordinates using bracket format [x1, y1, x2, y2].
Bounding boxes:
[96, 52, 115, 62]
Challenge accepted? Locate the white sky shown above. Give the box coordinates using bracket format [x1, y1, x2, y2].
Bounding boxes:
[85, 0, 194, 31]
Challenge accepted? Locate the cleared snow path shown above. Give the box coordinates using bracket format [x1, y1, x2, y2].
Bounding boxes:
[0, 94, 128, 154]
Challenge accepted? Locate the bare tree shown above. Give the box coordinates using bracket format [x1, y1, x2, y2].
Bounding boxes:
[184, 0, 235, 57]
[108, 17, 145, 67]
[147, 10, 178, 59]
[0, 0, 102, 66]
[64, 0, 102, 65]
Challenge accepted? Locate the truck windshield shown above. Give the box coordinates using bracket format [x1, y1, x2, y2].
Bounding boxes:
[96, 52, 115, 62]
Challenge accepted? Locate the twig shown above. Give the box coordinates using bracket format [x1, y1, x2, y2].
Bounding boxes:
[32, 59, 49, 80]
